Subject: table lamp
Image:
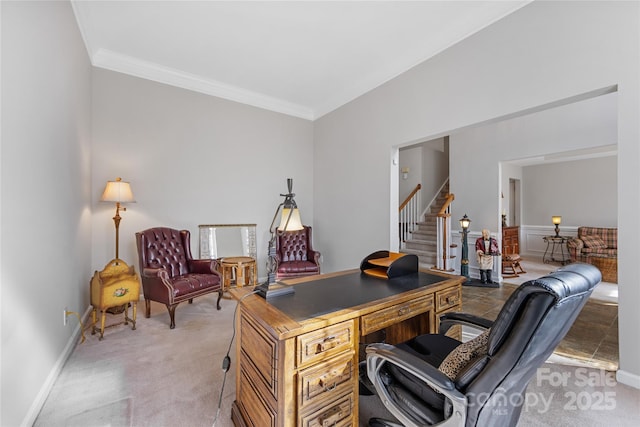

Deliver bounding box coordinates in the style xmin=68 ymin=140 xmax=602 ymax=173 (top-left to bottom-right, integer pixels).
xmin=257 ymin=178 xmax=303 ymax=298
xmin=101 ymin=177 xmax=135 ymax=261
xmin=552 ymin=216 xmax=562 ymax=237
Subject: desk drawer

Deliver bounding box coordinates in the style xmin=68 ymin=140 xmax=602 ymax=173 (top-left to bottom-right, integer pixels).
xmin=360 ymin=294 xmax=434 ymax=336
xmin=300 ymin=392 xmax=353 ymax=427
xmin=297 ymin=321 xmax=355 ymax=368
xmin=298 ymin=353 xmax=354 ymax=410
xmin=436 ymin=286 xmax=461 ymax=312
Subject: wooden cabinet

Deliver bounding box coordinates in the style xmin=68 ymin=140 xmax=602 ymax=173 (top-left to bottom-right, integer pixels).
xmin=502 ymin=226 xmax=520 ymax=256
xmin=502 ymin=226 xmax=526 ymax=278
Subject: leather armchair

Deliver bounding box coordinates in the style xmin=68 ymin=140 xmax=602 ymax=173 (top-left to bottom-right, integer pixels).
xmin=365 ymin=263 xmax=601 ymax=427
xmin=135 ymin=227 xmax=223 ymax=329
xmin=274 ymin=225 xmax=321 ymax=279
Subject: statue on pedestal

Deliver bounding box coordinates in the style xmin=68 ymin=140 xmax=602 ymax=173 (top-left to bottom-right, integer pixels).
xmin=475 ymin=229 xmax=500 ymax=284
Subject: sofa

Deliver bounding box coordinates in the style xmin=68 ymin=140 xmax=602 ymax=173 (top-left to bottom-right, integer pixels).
xmin=567 ymin=226 xmax=617 ymax=262
xmin=567 ymin=226 xmax=617 ymax=282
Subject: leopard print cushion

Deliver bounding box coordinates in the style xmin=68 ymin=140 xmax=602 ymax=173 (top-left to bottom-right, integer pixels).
xmin=439 ymin=329 xmax=490 ymax=380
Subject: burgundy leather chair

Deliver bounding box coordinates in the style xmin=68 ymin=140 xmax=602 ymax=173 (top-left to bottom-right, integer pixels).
xmin=135 ymin=227 xmax=223 ymax=329
xmin=275 ymin=225 xmax=321 ymax=279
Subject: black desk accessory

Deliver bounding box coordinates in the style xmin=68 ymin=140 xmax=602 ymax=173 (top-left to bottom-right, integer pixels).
xmin=360 ymin=250 xmax=419 ymax=278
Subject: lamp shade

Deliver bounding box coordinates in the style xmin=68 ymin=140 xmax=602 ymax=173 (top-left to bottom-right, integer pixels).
xmin=101 ymin=178 xmax=135 ymax=203
xmin=552 ymin=216 xmax=562 ymax=225
xmin=277 ymin=207 xmax=303 ymax=231
xmin=459 ymin=214 xmax=471 ymax=230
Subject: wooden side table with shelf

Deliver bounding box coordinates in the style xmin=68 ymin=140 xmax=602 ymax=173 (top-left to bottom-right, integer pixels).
xmin=219 ymin=256 xmax=257 ymax=290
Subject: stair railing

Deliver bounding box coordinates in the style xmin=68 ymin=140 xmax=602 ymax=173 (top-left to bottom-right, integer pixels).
xmin=433 ymin=193 xmax=455 ymax=271
xmin=399 ymin=184 xmax=421 ymax=250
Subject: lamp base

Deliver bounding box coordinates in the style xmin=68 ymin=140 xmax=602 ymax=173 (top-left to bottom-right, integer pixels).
xmin=255 ymin=281 xmax=295 ymax=298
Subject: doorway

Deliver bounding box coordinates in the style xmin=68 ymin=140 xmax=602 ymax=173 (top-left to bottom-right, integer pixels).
xmin=508 ymin=178 xmax=520 ymax=227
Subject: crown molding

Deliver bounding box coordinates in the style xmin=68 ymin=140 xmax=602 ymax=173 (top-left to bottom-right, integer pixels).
xmin=91 ymin=49 xmax=315 ymax=121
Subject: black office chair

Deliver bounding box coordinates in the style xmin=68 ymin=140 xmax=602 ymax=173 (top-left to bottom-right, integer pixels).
xmin=365 ymin=263 xmax=601 ymax=427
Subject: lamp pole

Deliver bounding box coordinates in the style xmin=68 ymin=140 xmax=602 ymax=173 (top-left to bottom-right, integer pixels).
xmin=460 ymin=214 xmax=471 ymax=283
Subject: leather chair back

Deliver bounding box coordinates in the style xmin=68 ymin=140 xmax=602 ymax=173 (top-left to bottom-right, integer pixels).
xmin=464 ymin=264 xmax=601 ymax=426
xmin=277 ymin=226 xmax=312 ymax=262
xmin=136 ymin=227 xmax=192 ymax=278
xmin=366 ymin=263 xmax=601 ymax=427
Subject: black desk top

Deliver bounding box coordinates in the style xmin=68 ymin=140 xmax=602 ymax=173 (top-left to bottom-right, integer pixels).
xmin=267 ymin=271 xmax=448 ymax=322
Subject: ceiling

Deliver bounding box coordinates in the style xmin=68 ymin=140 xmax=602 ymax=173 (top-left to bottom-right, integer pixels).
xmin=71 ymin=1 xmax=531 ymax=120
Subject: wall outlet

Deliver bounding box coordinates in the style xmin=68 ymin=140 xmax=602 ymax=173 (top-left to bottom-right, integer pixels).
xmin=63 ymin=308 xmax=68 ymax=326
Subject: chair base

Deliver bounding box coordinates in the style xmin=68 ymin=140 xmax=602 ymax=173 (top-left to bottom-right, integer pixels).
xmin=502 ymin=255 xmax=526 ymax=278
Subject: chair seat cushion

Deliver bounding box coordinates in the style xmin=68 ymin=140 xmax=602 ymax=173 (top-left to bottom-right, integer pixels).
xmin=171 ymin=273 xmax=220 ymax=298
xmin=581 ymin=235 xmax=607 ymax=249
xmin=583 ymin=247 xmax=617 ymax=257
xmin=401 ymin=334 xmax=461 ymax=367
xmin=277 ymin=260 xmax=319 ymax=274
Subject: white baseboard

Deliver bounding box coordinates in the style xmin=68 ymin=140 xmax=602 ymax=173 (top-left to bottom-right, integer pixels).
xmin=21 ymin=306 xmax=93 ymax=427
xmin=616 ymin=369 xmax=640 ymax=389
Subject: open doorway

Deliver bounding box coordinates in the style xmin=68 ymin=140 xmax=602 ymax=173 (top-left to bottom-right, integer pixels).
xmin=391 ymin=88 xmax=619 ymax=370
xmin=508 ymin=178 xmax=520 ymax=227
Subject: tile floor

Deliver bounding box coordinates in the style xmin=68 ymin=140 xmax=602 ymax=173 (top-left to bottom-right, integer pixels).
xmin=459 ymin=258 xmax=619 ymax=371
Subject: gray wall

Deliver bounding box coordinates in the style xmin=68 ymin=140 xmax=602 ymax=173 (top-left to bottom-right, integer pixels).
xmin=2 ymin=1 xmax=639 ymax=424
xmin=522 ymin=156 xmax=617 ymax=228
xmin=1 ymin=2 xmax=92 ymax=425
xmin=91 ymin=69 xmax=315 ymax=281
xmin=399 ymin=138 xmax=449 ymax=215
xmin=314 ymin=1 xmax=639 ymax=386
xmin=451 ymin=92 xmax=617 ymax=233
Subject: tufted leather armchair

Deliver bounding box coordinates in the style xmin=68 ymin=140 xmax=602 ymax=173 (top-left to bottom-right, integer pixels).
xmin=274 ymin=225 xmax=321 ymax=279
xmin=135 ymin=227 xmax=223 ymax=329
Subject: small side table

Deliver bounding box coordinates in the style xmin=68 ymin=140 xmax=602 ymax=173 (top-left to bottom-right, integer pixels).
xmin=219 ymin=256 xmax=257 ymax=290
xmin=90 ymin=259 xmax=140 ymax=340
xmin=542 ymin=236 xmax=570 ymax=265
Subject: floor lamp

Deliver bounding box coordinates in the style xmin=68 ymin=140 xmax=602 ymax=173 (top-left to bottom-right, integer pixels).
xmin=460 ymin=214 xmax=471 ymax=283
xmin=101 ymin=177 xmax=136 ymax=263
xmin=256 ymin=178 xmax=303 ymax=298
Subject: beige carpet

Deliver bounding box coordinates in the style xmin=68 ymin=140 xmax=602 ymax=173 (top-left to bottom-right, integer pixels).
xmin=35 ymin=293 xmax=639 ymax=427
xmin=35 ymin=294 xmax=237 ymax=427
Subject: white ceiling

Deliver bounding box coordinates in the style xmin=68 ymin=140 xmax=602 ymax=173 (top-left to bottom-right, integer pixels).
xmin=72 ymin=1 xmax=531 ymax=120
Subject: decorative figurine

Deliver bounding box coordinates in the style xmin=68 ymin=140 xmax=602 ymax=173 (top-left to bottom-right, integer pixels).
xmin=475 ymin=229 xmax=501 ymax=284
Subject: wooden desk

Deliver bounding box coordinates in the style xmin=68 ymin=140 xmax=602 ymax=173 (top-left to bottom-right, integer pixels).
xmin=229 ymin=269 xmax=463 ymax=427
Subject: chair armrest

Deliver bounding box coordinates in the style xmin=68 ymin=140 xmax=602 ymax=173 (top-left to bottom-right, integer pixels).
xmin=309 ymin=250 xmax=321 ymax=265
xmin=566 ymin=238 xmax=583 ymax=260
xmin=566 ymin=238 xmax=583 ymax=250
xmin=188 ymin=259 xmax=217 ymax=274
xmin=438 ymin=312 xmax=493 ymax=335
xmin=366 ymin=343 xmax=467 ymax=426
xmin=142 ymin=267 xmax=170 ymax=281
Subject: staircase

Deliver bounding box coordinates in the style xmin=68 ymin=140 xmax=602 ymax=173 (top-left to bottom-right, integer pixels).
xmin=402 ymin=182 xmax=454 ymax=268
